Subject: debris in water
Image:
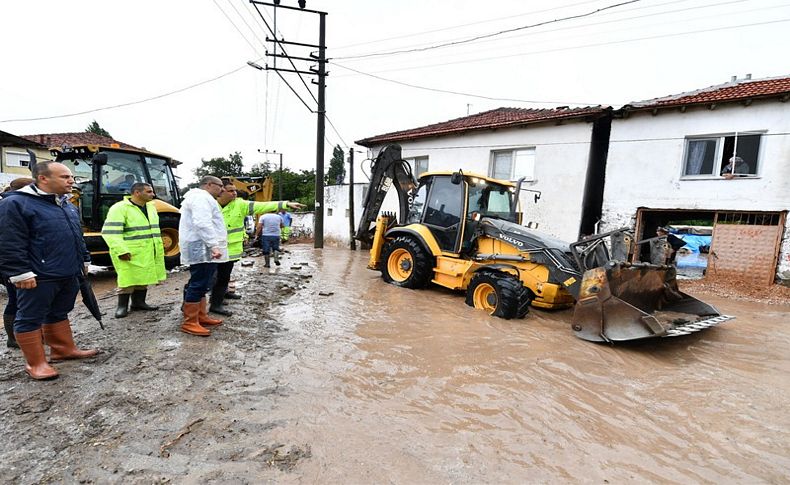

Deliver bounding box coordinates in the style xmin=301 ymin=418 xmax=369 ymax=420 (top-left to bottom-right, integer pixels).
xmin=318 ymin=291 xmax=334 ymax=297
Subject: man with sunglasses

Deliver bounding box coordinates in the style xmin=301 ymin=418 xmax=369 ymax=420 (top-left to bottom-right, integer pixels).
xmin=178 ymin=176 xmax=228 ymax=336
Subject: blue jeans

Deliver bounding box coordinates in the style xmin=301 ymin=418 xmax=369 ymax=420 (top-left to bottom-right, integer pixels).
xmin=14 ymin=277 xmax=80 ymax=333
xmin=3 ymin=281 xmax=17 ymax=317
xmin=260 ymin=235 xmax=280 ymax=254
xmin=185 ymin=263 xmax=218 ymax=302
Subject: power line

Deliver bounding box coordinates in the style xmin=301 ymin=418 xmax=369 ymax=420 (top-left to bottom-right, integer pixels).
xmin=332 ymin=0 xmax=604 ymax=51
xmin=331 ymin=63 xmax=601 ymax=106
xmin=211 ymin=0 xmax=264 ymax=56
xmin=335 ymin=17 xmax=790 ymax=78
xmin=339 ymin=0 xmax=750 ymax=69
xmin=0 ymin=64 xmax=251 ymax=123
xmin=325 ymin=115 xmax=349 ymax=148
xmin=333 ymin=0 xmax=641 ymax=60
xmin=224 ymin=0 xmax=269 ymax=52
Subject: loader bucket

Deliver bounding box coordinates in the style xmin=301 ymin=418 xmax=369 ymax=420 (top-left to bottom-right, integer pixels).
xmin=571 ymin=261 xmax=733 ymax=342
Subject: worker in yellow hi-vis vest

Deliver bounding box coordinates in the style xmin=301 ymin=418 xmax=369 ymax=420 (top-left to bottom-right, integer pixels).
xmin=101 ymin=183 xmax=166 ymax=318
xmin=208 ymin=180 xmax=304 ymax=316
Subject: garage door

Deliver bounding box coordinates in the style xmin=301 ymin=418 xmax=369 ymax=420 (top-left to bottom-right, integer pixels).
xmin=708 ymin=212 xmax=785 ymax=286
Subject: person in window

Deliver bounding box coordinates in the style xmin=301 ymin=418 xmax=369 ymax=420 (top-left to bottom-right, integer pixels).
xmin=116 ymin=174 xmax=137 ymax=192
xmin=720 ymin=156 xmax=750 ymax=179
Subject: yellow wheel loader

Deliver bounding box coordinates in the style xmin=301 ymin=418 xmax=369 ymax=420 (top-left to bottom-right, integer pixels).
xmin=355 ymin=145 xmax=733 ymax=343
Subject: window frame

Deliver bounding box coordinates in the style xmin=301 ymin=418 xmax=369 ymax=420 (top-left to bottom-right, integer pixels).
xmin=5 ymin=151 xmax=30 ymax=168
xmin=405 ymin=156 xmax=429 ymax=178
xmin=489 ymin=147 xmax=536 ymax=182
xmin=680 ymin=131 xmax=765 ymax=180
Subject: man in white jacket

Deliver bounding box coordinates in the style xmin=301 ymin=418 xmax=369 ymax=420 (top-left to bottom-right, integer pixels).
xmin=178 ymin=176 xmax=228 ymax=336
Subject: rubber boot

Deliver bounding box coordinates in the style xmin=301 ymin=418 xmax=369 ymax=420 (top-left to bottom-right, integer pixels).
xmin=181 ymin=302 xmax=210 ymax=336
xmin=4 ymin=314 xmax=18 ymax=349
xmin=15 ymin=329 xmax=59 ymax=380
xmin=42 ymin=320 xmax=99 ymax=361
xmin=198 ymin=298 xmax=223 ymax=326
xmin=274 ymin=251 xmax=281 ymax=266
xmin=115 ymin=294 xmax=130 ymax=318
xmin=130 ymin=289 xmax=158 ymax=311
xmin=208 ymin=291 xmax=233 ymax=316
xmin=264 ymin=254 xmax=271 ymax=268
xmin=224 ymin=292 xmax=242 ymax=300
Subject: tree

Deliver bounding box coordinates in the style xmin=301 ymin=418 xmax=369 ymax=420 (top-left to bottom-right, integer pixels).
xmin=326 ymin=145 xmax=345 ymax=185
xmin=85 ymin=120 xmax=111 ymax=138
xmin=194 ymin=152 xmax=245 ymax=179
xmin=248 ymin=160 xmax=272 ymax=178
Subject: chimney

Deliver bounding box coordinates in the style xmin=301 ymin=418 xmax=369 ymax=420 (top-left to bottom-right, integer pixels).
xmin=745 ymin=73 xmax=752 ymax=80
xmin=730 ymin=75 xmax=737 ymax=82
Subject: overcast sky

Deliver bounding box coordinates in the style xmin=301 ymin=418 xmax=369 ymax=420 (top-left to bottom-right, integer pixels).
xmin=1 ymin=0 xmax=788 ymax=183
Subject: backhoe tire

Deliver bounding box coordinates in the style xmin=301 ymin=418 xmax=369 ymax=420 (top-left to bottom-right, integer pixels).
xmin=465 ymin=271 xmax=531 ymax=320
xmin=381 ymin=236 xmax=433 ymax=289
xmin=159 ymin=214 xmax=181 ymax=269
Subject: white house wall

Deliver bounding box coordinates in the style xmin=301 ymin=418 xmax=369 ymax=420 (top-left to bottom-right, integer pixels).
xmin=359 ymin=121 xmax=595 ymax=243
xmin=602 ymin=99 xmax=790 ymax=279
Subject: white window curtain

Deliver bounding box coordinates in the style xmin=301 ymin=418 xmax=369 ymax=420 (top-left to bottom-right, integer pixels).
xmin=686 ymin=140 xmax=708 ymax=175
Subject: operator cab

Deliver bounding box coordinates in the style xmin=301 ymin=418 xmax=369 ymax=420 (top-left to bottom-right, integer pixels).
xmin=53 ymin=145 xmax=180 ymax=230
xmin=408 ymin=171 xmax=519 ymax=254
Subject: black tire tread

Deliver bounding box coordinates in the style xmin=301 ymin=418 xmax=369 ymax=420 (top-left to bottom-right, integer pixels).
xmin=381 ymin=236 xmax=433 ymax=289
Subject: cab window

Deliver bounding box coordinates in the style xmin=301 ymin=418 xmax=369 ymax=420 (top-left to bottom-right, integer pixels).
xmin=145 ymin=156 xmax=177 ymax=205
xmin=100 ymin=152 xmax=145 ymax=195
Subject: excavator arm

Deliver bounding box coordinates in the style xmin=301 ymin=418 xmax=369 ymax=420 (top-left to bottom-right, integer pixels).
xmin=354 ymin=144 xmax=417 ymax=246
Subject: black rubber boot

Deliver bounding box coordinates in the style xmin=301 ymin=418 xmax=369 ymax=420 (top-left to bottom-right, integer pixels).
xmin=264 ymin=254 xmax=271 ymax=268
xmin=208 ymin=292 xmax=233 ymax=316
xmin=4 ymin=314 xmax=18 ymax=349
xmin=115 ymin=294 xmax=131 ymax=319
xmin=130 ymin=289 xmax=158 ymax=311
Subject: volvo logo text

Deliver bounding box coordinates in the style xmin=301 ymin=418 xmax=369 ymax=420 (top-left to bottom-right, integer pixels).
xmin=499 ymin=233 xmax=524 ymax=247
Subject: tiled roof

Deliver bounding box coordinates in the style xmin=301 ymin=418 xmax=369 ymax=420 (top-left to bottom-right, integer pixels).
xmin=625 ymin=75 xmax=790 ymax=110
xmin=21 ymin=132 xmax=143 ymax=151
xmin=356 ymin=106 xmax=608 ymax=146
xmin=0 ymin=130 xmax=45 ymax=148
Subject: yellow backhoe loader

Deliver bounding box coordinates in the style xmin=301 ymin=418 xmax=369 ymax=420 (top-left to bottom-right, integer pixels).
xmin=355 ymin=145 xmax=733 ymax=343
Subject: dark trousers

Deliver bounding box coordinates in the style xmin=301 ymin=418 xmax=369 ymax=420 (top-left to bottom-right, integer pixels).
xmin=14 ymin=277 xmax=79 ymax=333
xmin=185 ymin=263 xmax=218 ymax=303
xmin=3 ymin=281 xmax=17 ymax=317
xmin=211 ymin=260 xmax=236 ymax=298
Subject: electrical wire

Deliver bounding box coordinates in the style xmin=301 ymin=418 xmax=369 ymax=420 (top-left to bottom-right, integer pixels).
xmin=338 ymin=0 xmax=751 ymax=70
xmin=333 ymin=0 xmax=641 ymax=60
xmin=211 ymin=0 xmax=264 ymax=56
xmin=332 ymin=0 xmax=605 ymax=51
xmin=331 ymin=63 xmax=601 ymax=106
xmin=0 ymin=63 xmax=252 ymax=123
xmin=335 ymin=17 xmax=790 ymax=77
xmin=224 ymin=0 xmax=269 ymax=52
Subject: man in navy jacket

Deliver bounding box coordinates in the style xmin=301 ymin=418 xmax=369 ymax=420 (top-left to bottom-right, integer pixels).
xmin=0 ymin=161 xmax=98 ymax=380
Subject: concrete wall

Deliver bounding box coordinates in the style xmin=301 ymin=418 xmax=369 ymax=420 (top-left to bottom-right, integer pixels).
xmin=603 ymin=99 xmax=790 ymax=280
xmin=361 ymin=120 xmax=596 ymax=243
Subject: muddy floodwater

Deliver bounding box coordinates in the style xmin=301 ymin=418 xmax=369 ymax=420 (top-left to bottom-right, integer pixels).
xmin=1 ymin=244 xmax=789 ymax=483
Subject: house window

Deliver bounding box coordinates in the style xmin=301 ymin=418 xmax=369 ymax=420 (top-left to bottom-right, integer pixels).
xmin=5 ymin=151 xmax=30 ymax=167
xmin=490 ymin=148 xmax=535 ymax=181
xmin=405 ymin=156 xmax=429 ymax=178
xmin=683 ymin=133 xmax=761 ymax=177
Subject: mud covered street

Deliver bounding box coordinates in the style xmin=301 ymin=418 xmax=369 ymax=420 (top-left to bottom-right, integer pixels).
xmin=1 ymin=244 xmax=789 ymax=483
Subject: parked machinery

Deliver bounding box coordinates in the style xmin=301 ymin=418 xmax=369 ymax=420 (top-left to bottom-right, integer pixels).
xmin=356 ymin=145 xmax=733 ymax=343
xmin=46 ymin=144 xmax=183 ymax=268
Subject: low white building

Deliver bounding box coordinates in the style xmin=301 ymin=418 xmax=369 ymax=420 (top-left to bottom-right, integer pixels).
xmin=327 ymin=106 xmax=612 ymax=244
xmin=602 ymin=75 xmax=790 ymax=285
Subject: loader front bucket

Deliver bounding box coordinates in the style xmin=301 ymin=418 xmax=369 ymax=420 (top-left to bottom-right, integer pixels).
xmin=571 ymin=261 xmax=733 ymax=342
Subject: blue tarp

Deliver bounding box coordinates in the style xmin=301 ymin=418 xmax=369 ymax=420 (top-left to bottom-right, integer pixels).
xmin=674 ymin=234 xmax=711 ymax=253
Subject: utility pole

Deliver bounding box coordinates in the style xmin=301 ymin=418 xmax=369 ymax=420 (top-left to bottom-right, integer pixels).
xmin=312 ymin=11 xmax=327 ymax=248
xmin=248 ymin=0 xmax=328 ymax=248
xmin=348 ymin=149 xmax=356 ymax=250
